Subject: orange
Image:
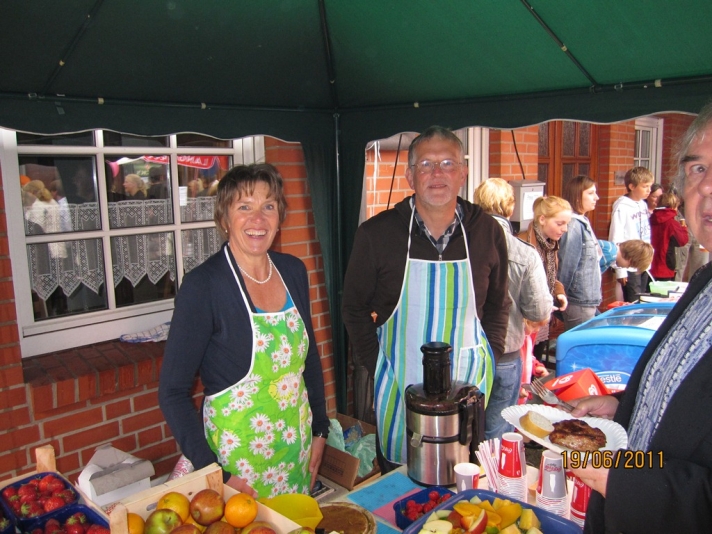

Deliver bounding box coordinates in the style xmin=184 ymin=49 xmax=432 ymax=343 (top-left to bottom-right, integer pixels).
xmin=127 ymin=513 xmax=145 ymax=534
xmin=223 ymin=493 xmax=258 ymax=528
xmin=157 ymin=491 xmax=191 ymax=522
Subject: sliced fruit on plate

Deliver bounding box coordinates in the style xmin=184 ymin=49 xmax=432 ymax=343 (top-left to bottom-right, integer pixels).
xmin=417 ymin=519 xmax=454 ymax=534
xmin=461 ymin=510 xmax=487 ymax=534
xmin=453 ymin=501 xmax=480 ymax=517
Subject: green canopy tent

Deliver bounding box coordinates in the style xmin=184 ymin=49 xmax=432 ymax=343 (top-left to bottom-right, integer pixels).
xmin=2 ymin=0 xmax=712 ymax=410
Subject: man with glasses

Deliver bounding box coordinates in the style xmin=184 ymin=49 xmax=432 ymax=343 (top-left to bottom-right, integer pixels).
xmin=342 ymin=126 xmax=510 ymax=471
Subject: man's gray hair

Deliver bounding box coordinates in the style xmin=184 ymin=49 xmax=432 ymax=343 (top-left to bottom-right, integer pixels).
xmin=408 ymin=126 xmax=464 ymax=167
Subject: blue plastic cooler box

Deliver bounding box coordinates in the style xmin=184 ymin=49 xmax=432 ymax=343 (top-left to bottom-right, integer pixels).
xmin=555 ymin=302 xmax=675 ymax=392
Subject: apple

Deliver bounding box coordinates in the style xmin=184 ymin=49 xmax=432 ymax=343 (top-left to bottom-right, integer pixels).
xmin=460 ymin=509 xmax=487 ymax=534
xmin=240 ymin=521 xmax=276 ymax=534
xmin=417 ymin=519 xmax=452 ymax=534
xmin=189 ymin=489 xmax=225 ymax=526
xmin=204 ymin=521 xmax=235 ymax=534
xmin=446 ymin=510 xmax=463 ymax=528
xmin=170 ymin=525 xmax=202 ymax=534
xmin=287 ymin=529 xmax=315 ymax=534
xmin=144 ymin=509 xmax=182 ymax=534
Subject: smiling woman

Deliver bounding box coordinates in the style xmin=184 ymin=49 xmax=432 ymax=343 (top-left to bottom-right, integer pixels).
xmin=159 ymin=163 xmax=330 ymax=500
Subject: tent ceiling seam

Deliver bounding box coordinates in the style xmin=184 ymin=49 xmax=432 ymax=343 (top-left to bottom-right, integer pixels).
xmin=519 ymin=0 xmax=598 ymax=87
xmin=40 ymin=0 xmax=107 ymax=96
xmin=318 ymin=0 xmax=340 ymax=111
xmin=3 ymin=74 xmax=711 ymax=117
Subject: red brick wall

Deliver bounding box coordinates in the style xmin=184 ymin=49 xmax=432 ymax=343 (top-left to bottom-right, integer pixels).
xmin=657 ymin=112 xmax=696 ymax=184
xmin=489 ymin=126 xmax=540 ymax=181
xmin=0 ymin=138 xmax=336 ymax=483
xmin=364 ymin=147 xmax=411 ymax=218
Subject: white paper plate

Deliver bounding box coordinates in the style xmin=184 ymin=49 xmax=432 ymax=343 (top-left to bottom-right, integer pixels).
xmin=501 ymin=404 xmax=628 ymax=454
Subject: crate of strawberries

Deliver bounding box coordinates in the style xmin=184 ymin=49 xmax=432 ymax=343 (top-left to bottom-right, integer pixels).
xmin=393 ymin=486 xmax=455 ymax=530
xmin=23 ymin=504 xmax=109 ymax=534
xmin=0 ymin=472 xmax=80 ymax=530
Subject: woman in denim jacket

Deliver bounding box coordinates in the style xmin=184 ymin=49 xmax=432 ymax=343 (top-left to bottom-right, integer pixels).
xmin=558 ymin=175 xmax=602 ymax=330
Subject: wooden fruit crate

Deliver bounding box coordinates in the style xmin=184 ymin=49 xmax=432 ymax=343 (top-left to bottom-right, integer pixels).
xmin=109 ymin=464 xmax=300 ymax=534
xmin=0 ymin=445 xmax=58 ymax=487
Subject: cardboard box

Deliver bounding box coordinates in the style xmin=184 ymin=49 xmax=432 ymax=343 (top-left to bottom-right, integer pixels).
xmin=77 ymin=445 xmax=154 ymax=508
xmin=109 ymin=464 xmax=299 ymax=534
xmin=545 ymin=368 xmax=610 ymax=402
xmin=318 ymin=413 xmax=380 ymax=490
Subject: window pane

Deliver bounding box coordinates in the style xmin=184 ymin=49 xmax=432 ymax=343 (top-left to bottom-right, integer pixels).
xmin=562 ymin=122 xmax=575 ymax=157
xmin=538 ymin=163 xmax=549 ymax=182
xmin=177 ymin=133 xmax=231 ymax=148
xmin=563 ymin=163 xmax=575 ymax=183
xmin=19 ymin=156 xmax=100 ymax=234
xmin=538 ymin=123 xmax=549 ymax=157
xmin=106 ymin=157 xmax=173 ymax=228
xmin=637 ymin=130 xmax=651 ymax=159
xmin=111 ymin=232 xmax=176 ymax=306
xmin=178 ymin=155 xmax=232 ymax=222
xmin=28 ymin=238 xmax=107 ymax=320
xmin=102 ymin=131 xmax=169 ymax=147
xmin=579 ymin=163 xmax=590 ymax=177
xmin=578 ymin=123 xmax=590 ymax=157
xmin=182 ymin=228 xmax=223 ymax=274
xmin=17 ymin=132 xmax=95 ymax=146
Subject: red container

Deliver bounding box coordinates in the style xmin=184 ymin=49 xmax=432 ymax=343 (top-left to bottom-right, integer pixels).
xmin=392 ymin=486 xmax=455 ymax=530
xmin=569 ymin=474 xmax=592 ymax=527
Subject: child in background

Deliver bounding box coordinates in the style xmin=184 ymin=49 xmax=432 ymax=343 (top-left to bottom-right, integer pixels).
xmin=598 ymin=239 xmax=653 ymax=275
xmin=650 ymin=191 xmax=689 ymax=281
xmin=519 ymin=318 xmax=550 ymax=404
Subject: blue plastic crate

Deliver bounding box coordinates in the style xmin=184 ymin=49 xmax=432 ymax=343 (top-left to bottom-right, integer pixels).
xmin=0 ymin=472 xmax=79 ymax=531
xmin=392 ymin=486 xmax=455 ymax=530
xmin=401 ymin=489 xmax=581 ymax=534
xmin=0 ymin=496 xmax=14 ymax=534
xmin=21 ymin=504 xmax=108 ymax=534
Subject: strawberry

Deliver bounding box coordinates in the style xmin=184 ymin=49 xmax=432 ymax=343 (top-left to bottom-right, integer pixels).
xmin=21 ymin=501 xmax=44 ymax=518
xmin=47 ymin=478 xmax=66 ymax=494
xmin=65 ymin=524 xmax=84 ymax=534
xmin=30 ymin=528 xmax=43 ymax=534
xmin=20 ymin=492 xmax=38 ymax=504
xmin=28 ymin=479 xmax=41 ymax=488
xmin=43 ymin=496 xmax=66 ymax=513
xmin=56 ymin=489 xmax=76 ymax=504
xmin=1 ymin=486 xmax=17 ymax=499
xmin=18 ymin=484 xmax=38 ymax=499
xmin=44 ymin=518 xmax=62 ymax=534
xmin=38 ymin=475 xmax=58 ymax=493
xmin=87 ymin=526 xmax=109 ymax=534
xmin=66 ymin=512 xmax=87 ymax=525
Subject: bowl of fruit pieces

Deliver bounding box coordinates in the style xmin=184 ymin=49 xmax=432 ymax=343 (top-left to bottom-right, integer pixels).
xmin=401 ymin=489 xmax=582 ymax=534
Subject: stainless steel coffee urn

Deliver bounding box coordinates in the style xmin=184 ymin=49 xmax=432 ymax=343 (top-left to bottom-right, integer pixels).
xmin=405 ymin=341 xmax=485 ymax=486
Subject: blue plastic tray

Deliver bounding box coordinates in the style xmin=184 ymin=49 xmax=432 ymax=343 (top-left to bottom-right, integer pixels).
xmin=401 ymin=489 xmax=582 ymax=534
xmin=392 ymin=486 xmax=455 ymax=530
xmin=0 ymin=472 xmax=79 ymax=531
xmin=21 ymin=504 xmax=107 ymax=534
xmin=0 ymin=496 xmax=14 ymax=534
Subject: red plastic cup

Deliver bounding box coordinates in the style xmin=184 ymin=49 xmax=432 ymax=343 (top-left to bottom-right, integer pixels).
xmin=499 ymin=432 xmax=525 ymax=478
xmin=570 ymin=474 xmax=593 ymax=526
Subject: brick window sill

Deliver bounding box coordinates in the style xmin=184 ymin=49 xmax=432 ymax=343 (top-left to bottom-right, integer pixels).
xmin=22 ymin=340 xmax=165 ymax=413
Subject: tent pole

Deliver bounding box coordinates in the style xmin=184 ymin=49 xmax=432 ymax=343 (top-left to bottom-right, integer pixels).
xmin=333 ymin=111 xmax=347 ymax=413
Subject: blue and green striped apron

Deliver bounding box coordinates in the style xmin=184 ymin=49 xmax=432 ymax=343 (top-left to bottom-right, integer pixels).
xmin=375 ymin=207 xmax=494 ymax=464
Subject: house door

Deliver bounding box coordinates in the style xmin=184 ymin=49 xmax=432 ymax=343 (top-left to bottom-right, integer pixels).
xmin=538 ymin=120 xmax=599 ymax=227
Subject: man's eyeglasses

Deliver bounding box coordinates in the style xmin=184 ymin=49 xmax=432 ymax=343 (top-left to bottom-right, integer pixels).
xmin=411 ymin=159 xmax=462 ymax=174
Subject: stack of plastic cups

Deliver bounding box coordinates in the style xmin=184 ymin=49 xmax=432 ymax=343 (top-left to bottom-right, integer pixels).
xmin=497 ymin=432 xmax=527 ymax=502
xmin=535 ymin=451 xmax=569 ymax=518
xmin=569 ymin=474 xmax=593 ymax=527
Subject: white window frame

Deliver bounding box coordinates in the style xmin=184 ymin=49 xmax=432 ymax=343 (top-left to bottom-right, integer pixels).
xmin=634 ymin=117 xmax=664 ymax=180
xmin=1 ymin=129 xmax=264 ymax=357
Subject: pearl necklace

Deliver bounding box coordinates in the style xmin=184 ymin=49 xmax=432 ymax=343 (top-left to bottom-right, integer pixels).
xmin=238 ymin=255 xmax=273 ymax=285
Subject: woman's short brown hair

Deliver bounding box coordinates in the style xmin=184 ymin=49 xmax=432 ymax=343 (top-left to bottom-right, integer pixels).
xmin=214 ymin=163 xmax=287 ymax=242
xmin=562 ymin=175 xmax=596 ymax=214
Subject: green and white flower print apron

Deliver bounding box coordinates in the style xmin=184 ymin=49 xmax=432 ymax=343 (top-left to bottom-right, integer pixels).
xmin=202 ymin=248 xmax=313 ymax=498
xmin=375 ymin=207 xmax=495 ymax=464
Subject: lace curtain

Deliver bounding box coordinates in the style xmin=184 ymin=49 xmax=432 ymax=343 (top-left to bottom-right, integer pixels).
xmin=27 ymin=239 xmax=105 ymax=301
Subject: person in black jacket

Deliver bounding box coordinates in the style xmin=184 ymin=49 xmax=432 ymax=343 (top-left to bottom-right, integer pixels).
xmin=571 ymin=101 xmax=712 ymax=533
